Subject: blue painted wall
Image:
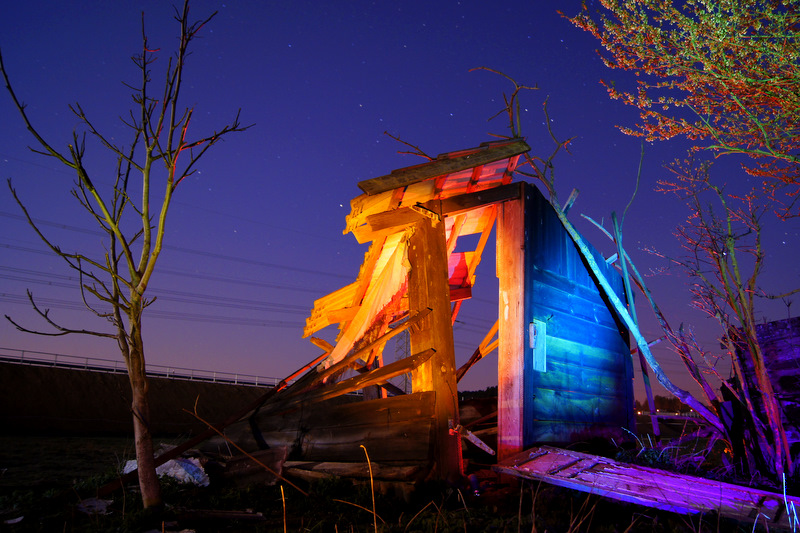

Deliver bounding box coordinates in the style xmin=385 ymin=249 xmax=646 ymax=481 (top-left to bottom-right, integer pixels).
xmin=521 ymin=184 xmax=635 ymax=445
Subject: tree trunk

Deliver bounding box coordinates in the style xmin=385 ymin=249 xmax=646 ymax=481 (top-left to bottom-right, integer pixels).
xmin=127 ymin=322 xmax=162 ymax=509
xmin=131 ymin=374 xmax=162 ymax=508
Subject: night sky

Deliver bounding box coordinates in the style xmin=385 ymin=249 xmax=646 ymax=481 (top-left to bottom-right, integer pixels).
xmin=2 ymin=1 xmax=798 ymax=399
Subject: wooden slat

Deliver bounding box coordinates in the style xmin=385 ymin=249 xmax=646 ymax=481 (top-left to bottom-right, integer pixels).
xmin=495 ymin=446 xmax=800 ymax=529
xmin=357 ymin=139 xmax=530 ymax=195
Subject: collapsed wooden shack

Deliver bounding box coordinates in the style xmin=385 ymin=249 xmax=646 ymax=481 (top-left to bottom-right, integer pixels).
xmin=734 ymin=316 xmax=800 ymax=447
xmin=200 ymin=138 xmax=636 ymax=484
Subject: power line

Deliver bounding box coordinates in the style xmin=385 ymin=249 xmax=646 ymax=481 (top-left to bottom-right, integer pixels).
xmin=0 ymin=265 xmax=310 ymax=314
xmin=0 ymin=245 xmax=331 ymax=295
xmin=0 ymin=293 xmax=305 ymax=328
xmin=0 ymin=211 xmax=352 ymax=280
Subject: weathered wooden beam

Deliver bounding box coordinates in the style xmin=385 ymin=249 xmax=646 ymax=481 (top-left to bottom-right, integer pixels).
xmin=251 ymin=394 xmax=436 ymax=464
xmin=366 ymin=207 xmax=426 ymax=234
xmin=424 ymin=182 xmax=522 ymax=217
xmin=357 ymin=139 xmax=530 ymax=195
xmin=407 ymin=214 xmax=462 ymax=483
xmin=353 ymin=361 xmax=406 ymax=396
xmin=352 ymin=182 xmax=516 ymax=245
xmin=497 ymin=192 xmax=525 ymax=461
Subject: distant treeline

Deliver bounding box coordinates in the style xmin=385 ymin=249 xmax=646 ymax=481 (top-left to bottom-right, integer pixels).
xmin=635 ymin=395 xmax=691 ymax=413
xmin=459 ymin=386 xmax=497 ymax=401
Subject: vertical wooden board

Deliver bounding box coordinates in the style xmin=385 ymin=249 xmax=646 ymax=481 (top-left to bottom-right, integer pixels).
xmin=521 ymin=184 xmax=634 ymax=446
xmin=497 ymin=187 xmax=525 ymax=460
xmin=407 ymin=216 xmax=462 ymax=482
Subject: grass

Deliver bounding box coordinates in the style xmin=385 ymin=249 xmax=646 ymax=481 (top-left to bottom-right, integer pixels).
xmin=0 ymin=434 xmax=769 ymax=532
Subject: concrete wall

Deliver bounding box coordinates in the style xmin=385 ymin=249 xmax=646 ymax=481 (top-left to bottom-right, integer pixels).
xmin=0 ymin=362 xmax=270 ymax=436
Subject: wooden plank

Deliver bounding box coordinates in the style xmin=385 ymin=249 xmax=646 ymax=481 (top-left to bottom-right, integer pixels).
xmin=304 ymin=282 xmax=359 ymax=337
xmin=525 ymin=388 xmax=631 ymax=422
xmin=207 ymin=392 xmax=436 ymax=458
xmin=357 ymin=139 xmax=530 ymax=195
xmin=495 ymin=446 xmax=800 ymax=529
xmin=456 ymin=321 xmax=499 ymax=383
xmin=497 ymin=189 xmax=525 ymax=460
xmin=352 ymin=361 xmax=406 ymax=397
xmin=257 ymin=391 xmax=434 ymax=431
xmin=366 ymin=207 xmax=425 ymax=234
xmin=423 ymin=182 xmax=522 ymax=218
xmin=284 ymin=461 xmax=423 ymax=481
xmin=290 ymin=348 xmax=435 ymax=406
xmin=532 ymin=336 xmax=632 ymax=376
xmin=352 ymin=168 xmax=516 ymax=244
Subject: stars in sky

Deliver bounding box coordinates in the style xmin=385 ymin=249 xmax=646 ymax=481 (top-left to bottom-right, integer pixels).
xmin=0 ymin=0 xmax=796 ymax=397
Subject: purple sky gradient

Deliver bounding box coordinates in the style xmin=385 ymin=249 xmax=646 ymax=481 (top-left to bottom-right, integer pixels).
xmin=1 ymin=1 xmax=797 ymax=399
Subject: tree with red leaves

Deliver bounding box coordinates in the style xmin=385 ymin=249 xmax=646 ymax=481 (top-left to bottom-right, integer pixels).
xmin=569 ymin=0 xmax=800 ymax=216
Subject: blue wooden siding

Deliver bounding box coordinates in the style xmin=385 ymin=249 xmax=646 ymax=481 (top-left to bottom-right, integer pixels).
xmin=521 ymin=184 xmax=634 ymax=445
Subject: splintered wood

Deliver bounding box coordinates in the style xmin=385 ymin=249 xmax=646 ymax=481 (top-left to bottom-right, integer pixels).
xmin=295 ymin=139 xmax=529 ymax=481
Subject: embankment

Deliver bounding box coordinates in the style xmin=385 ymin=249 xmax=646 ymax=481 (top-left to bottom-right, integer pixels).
xmin=0 ymin=362 xmax=270 ymax=436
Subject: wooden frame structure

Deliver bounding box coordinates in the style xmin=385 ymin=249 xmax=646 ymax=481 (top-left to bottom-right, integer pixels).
xmin=301 ymin=139 xmax=529 ymax=482
xmin=201 ymin=138 xmax=635 ymax=484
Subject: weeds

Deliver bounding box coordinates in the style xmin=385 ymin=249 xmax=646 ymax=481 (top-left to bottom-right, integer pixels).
xmin=0 ymin=434 xmax=763 ymax=532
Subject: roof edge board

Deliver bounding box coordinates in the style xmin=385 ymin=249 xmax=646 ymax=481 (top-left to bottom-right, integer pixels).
xmin=357 ymin=138 xmax=531 ymax=196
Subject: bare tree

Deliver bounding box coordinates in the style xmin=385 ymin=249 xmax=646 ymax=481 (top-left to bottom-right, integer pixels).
xmin=656 ymin=158 xmax=793 ymax=480
xmin=1 ymin=1 xmax=249 ymax=508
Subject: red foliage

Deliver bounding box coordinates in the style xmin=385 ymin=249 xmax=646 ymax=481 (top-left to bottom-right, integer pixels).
xmin=567 ymin=0 xmax=800 ymax=215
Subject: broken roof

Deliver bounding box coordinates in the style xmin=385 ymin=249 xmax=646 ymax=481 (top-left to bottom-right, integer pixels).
xmin=305 ymin=138 xmax=530 ymax=367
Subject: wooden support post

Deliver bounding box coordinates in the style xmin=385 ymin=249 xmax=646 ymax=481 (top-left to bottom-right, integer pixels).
xmin=407 ymin=214 xmax=462 ymax=483
xmin=496 ymin=190 xmax=525 ymax=461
